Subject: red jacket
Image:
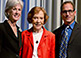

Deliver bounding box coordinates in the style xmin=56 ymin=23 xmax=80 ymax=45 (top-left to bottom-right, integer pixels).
xmin=19 ymin=27 xmax=55 ymax=58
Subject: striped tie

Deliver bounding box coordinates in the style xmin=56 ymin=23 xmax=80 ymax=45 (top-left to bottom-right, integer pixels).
xmin=59 ymin=26 xmax=69 ymax=58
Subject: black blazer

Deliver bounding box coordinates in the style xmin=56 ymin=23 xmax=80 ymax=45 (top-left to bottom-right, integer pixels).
xmin=53 ymin=22 xmax=81 ymax=58
xmin=0 ymin=20 xmax=22 ymax=58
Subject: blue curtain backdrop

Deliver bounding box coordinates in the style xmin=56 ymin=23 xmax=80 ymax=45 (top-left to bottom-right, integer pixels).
xmin=0 ymin=0 xmax=76 ymax=31
xmin=21 ymin=0 xmax=29 ymax=31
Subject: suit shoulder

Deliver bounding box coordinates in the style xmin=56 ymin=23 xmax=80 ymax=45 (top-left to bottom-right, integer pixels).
xmin=22 ymin=30 xmax=28 ymax=34
xmin=47 ymin=30 xmax=55 ymax=36
xmin=22 ymin=29 xmax=32 ymax=34
xmin=0 ymin=23 xmax=4 ymax=29
xmin=53 ymin=27 xmax=61 ymax=33
xmin=0 ymin=23 xmax=3 ymax=26
xmin=74 ymin=23 xmax=81 ymax=29
xmin=52 ymin=25 xmax=64 ymax=35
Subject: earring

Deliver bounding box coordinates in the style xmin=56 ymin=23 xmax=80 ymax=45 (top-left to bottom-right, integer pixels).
xmin=6 ymin=13 xmax=10 ymax=18
xmin=8 ymin=13 xmax=9 ymax=16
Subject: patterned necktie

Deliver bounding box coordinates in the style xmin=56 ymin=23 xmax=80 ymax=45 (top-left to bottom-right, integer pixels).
xmin=59 ymin=26 xmax=69 ymax=58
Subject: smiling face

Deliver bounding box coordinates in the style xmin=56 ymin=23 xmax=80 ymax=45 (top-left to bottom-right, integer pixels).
xmin=8 ymin=4 xmax=22 ymax=22
xmin=32 ymin=11 xmax=44 ymax=32
xmin=61 ymin=3 xmax=76 ymax=25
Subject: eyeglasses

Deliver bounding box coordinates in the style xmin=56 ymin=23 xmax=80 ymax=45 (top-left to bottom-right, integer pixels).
xmin=62 ymin=10 xmax=74 ymax=14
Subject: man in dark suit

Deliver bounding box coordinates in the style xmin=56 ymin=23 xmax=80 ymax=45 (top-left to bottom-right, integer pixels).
xmin=53 ymin=1 xmax=81 ymax=58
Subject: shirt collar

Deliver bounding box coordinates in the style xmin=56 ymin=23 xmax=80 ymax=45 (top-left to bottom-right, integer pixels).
xmin=64 ymin=21 xmax=75 ymax=30
xmin=69 ymin=21 xmax=75 ymax=29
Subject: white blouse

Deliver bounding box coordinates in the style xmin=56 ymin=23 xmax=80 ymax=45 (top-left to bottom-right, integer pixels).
xmin=32 ymin=31 xmax=43 ymax=58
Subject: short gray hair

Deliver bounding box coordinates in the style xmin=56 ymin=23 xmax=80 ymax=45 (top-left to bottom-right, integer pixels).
xmin=5 ymin=0 xmax=24 ymax=18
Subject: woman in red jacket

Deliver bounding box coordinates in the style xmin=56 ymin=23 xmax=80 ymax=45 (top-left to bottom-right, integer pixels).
xmin=20 ymin=6 xmax=55 ymax=58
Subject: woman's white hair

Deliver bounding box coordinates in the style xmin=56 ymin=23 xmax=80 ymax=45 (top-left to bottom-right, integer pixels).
xmin=5 ymin=0 xmax=24 ymax=18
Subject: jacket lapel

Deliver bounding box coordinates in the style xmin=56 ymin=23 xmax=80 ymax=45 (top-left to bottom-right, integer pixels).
xmin=38 ymin=27 xmax=48 ymax=47
xmin=38 ymin=32 xmax=47 ymax=47
xmin=18 ymin=28 xmax=22 ymax=48
xmin=27 ymin=29 xmax=34 ymax=48
xmin=4 ymin=20 xmax=18 ymax=39
xmin=69 ymin=23 xmax=80 ymax=44
xmin=58 ymin=25 xmax=65 ymax=45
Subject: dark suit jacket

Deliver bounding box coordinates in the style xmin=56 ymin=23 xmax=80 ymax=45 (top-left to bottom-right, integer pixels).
xmin=0 ymin=20 xmax=22 ymax=58
xmin=53 ymin=22 xmax=81 ymax=58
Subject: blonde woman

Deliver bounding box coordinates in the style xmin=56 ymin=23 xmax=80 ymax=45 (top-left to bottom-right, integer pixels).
xmin=0 ymin=0 xmax=23 ymax=58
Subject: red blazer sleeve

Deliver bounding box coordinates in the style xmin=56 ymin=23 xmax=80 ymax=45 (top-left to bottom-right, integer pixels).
xmin=50 ymin=34 xmax=55 ymax=58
